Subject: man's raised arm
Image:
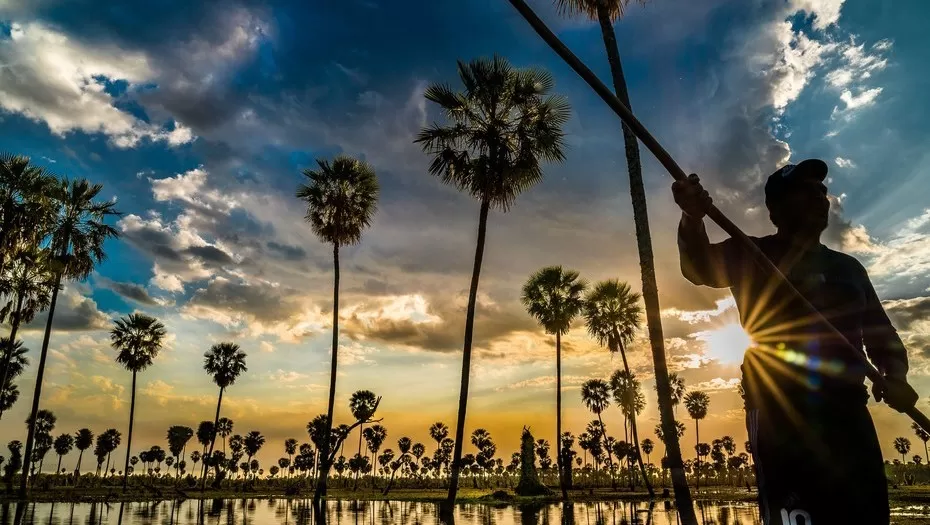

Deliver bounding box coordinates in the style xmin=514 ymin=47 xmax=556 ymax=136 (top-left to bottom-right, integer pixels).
xmin=673 ymin=174 xmax=732 ymax=288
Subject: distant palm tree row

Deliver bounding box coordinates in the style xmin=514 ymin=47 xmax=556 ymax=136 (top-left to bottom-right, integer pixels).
xmin=2 ymin=407 xmax=759 ymax=493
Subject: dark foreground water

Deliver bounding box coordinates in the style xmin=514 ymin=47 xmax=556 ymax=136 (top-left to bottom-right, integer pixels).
xmin=0 ymin=500 xmax=928 ymax=525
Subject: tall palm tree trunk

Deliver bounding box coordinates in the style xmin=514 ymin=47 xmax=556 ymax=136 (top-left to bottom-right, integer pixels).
xmin=694 ymin=420 xmax=700 ymax=490
xmin=57 ymin=455 xmax=63 ymax=474
xmin=76 ymin=449 xmax=84 ymax=475
xmin=315 ymin=243 xmax=341 ymax=504
xmin=556 ymin=331 xmax=567 ymax=500
xmin=19 ymin=267 xmax=64 ymax=497
xmin=0 ymin=292 xmax=24 ymax=419
xmin=445 ymin=199 xmax=490 ymax=509
xmin=122 ymin=370 xmax=138 ymax=491
xmin=594 ymin=5 xmax=695 ymax=522
xmin=924 ymin=441 xmax=928 ymax=465
xmin=629 ymin=412 xmax=653 ymax=496
xmin=201 ymin=386 xmax=224 ymax=490
xmin=354 ymin=423 xmax=365 ymax=490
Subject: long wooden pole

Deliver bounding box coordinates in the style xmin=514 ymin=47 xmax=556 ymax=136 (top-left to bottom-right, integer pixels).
xmin=502 ymin=0 xmax=930 ymax=437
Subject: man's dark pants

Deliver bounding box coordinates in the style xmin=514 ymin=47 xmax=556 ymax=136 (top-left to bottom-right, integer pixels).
xmin=747 ymin=397 xmax=889 ymax=524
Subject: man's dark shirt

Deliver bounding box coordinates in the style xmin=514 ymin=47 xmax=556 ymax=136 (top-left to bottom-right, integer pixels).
xmin=678 ymin=222 xmax=908 ymax=414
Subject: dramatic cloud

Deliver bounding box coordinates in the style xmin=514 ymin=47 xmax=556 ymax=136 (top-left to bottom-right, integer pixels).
xmin=26 ymin=286 xmax=110 ymax=332
xmin=884 ymin=296 xmax=930 ymax=332
xmin=0 ymin=22 xmax=193 ymax=148
xmin=97 ymin=276 xmax=165 ymax=306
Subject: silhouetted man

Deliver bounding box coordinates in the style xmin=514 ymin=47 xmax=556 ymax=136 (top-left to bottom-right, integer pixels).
xmin=672 ymin=159 xmax=919 ymax=524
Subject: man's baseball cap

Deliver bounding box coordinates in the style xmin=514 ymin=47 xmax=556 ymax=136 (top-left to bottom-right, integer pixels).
xmin=764 ymin=158 xmax=829 ymax=209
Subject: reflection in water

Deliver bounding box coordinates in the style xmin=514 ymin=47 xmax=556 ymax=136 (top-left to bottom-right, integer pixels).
xmin=1 ymin=499 xmax=772 ymax=525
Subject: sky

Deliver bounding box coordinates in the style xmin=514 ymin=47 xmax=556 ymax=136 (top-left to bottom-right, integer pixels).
xmin=1 ymin=0 xmax=930 ymax=473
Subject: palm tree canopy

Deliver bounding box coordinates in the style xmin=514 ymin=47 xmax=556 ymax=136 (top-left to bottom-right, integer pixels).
xmin=349 ymin=389 xmax=378 ymax=422
xmin=217 ymin=417 xmax=234 ymax=437
xmin=244 ymin=431 xmax=266 ymax=457
xmin=415 ymin=55 xmax=570 ymax=211
xmin=429 ymin=422 xmax=449 ymax=443
xmin=610 ymin=369 xmax=645 ymax=417
xmin=74 ymin=428 xmax=94 ymax=451
xmin=894 ymin=437 xmax=911 ymax=455
xmin=913 ymin=422 xmax=930 ymax=443
xmin=554 ymin=0 xmax=645 ymax=22
xmin=53 ymin=433 xmax=74 ymax=456
xmin=521 ymin=266 xmax=587 ymax=335
xmin=111 ymin=313 xmax=166 ymax=373
xmin=580 ymin=379 xmax=611 ymax=415
xmin=284 ymin=438 xmax=298 ymax=455
xmin=0 ymin=338 xmax=29 ymax=379
xmin=26 ymin=408 xmax=56 ymax=435
xmin=203 ymin=342 xmax=248 ymax=388
xmin=0 ymin=154 xmax=55 ymax=253
xmin=196 ymin=421 xmax=215 ymax=446
xmin=0 ymin=246 xmax=54 ymax=324
xmin=363 ymin=425 xmax=387 ymax=454
xmin=583 ymin=280 xmax=642 ymax=354
xmin=47 ymin=177 xmax=120 ymax=279
xmin=167 ymin=426 xmax=194 ymax=457
xmin=684 ymin=391 xmax=710 ymax=420
xmin=667 ymin=373 xmax=686 ymax=406
xmin=295 ymin=155 xmax=379 ymax=247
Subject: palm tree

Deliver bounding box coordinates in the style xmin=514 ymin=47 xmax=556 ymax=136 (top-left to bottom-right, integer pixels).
xmin=216 ymin=417 xmax=233 ymax=454
xmin=641 ymin=438 xmax=654 ymax=465
xmin=364 ymin=425 xmax=387 ymax=469
xmin=416 ymin=56 xmax=569 ymax=507
xmin=583 ymin=280 xmax=641 ymax=371
xmin=20 ymin=178 xmax=119 ymax=495
xmin=244 ymin=431 xmax=265 ymax=478
xmin=167 ymin=426 xmax=194 ymax=478
xmin=683 ymin=391 xmax=709 ymax=488
xmin=610 ymin=369 xmax=651 ymax=494
xmin=110 ymin=313 xmax=166 ymax=489
xmin=284 ymin=438 xmax=298 ymax=476
xmin=52 ymin=433 xmax=73 ymax=474
xmin=0 ymin=155 xmax=55 ymax=277
xmin=0 ymin=246 xmax=52 ymax=419
xmin=894 ymin=437 xmax=912 ymax=464
xmin=913 ymin=422 xmax=930 ymax=464
xmin=0 ymin=338 xmax=29 ymax=415
xmin=429 ymin=422 xmax=449 ymax=455
xmin=551 ymin=0 xmax=694 ymax=519
xmin=296 ymin=155 xmax=379 ymax=502
xmin=195 ymin=420 xmax=214 ymax=477
xmin=201 ymin=342 xmax=247 ymax=488
xmin=73 ymin=429 xmax=93 ymax=475
xmin=580 ymin=379 xmax=614 ymax=468
xmin=521 ymin=265 xmax=586 ymax=499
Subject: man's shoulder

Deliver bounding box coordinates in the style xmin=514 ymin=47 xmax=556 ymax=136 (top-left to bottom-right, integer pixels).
xmin=820 ymin=245 xmax=868 ymax=273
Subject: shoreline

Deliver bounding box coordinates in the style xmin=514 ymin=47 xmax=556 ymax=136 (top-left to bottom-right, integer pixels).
xmin=2 ymin=486 xmax=929 ymax=506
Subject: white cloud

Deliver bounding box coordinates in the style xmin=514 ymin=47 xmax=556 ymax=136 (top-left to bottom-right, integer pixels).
xmin=150 ymin=168 xmax=238 ymax=215
xmin=0 ymin=22 xmax=194 ymax=148
xmin=833 ymin=87 xmax=883 ymax=115
xmin=690 ymin=377 xmax=742 ymax=392
xmin=769 ymin=24 xmax=838 ymax=112
xmin=260 ymin=341 xmax=274 ymax=353
xmin=790 ymin=0 xmax=845 ymax=30
xmin=834 ymin=157 xmax=856 ymax=168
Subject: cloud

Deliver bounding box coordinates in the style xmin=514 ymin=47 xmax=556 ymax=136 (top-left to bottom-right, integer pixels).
xmin=790 ymin=0 xmax=845 ymax=30
xmin=834 ymin=87 xmax=883 ymax=114
xmin=0 ymin=22 xmax=193 ymax=148
xmin=834 ymin=157 xmax=856 ymax=168
xmin=150 ymin=168 xmax=238 ymax=217
xmin=97 ymin=276 xmax=166 ymax=306
xmin=690 ymin=377 xmax=741 ymax=392
xmin=26 ymin=286 xmax=110 ymax=332
xmin=883 ymin=297 xmax=930 ymax=332
xmin=181 ymin=276 xmax=327 ymax=342
xmin=858 ymin=209 xmax=930 ymax=294
xmin=769 ymin=25 xmax=838 ymax=113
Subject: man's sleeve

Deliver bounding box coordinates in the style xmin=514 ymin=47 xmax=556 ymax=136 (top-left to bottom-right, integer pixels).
xmin=859 ymin=263 xmax=908 ymax=379
xmin=677 ymin=219 xmax=739 ymax=289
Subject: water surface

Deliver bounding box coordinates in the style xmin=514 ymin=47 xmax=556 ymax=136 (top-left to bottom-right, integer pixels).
xmin=0 ymin=499 xmax=926 ymax=524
